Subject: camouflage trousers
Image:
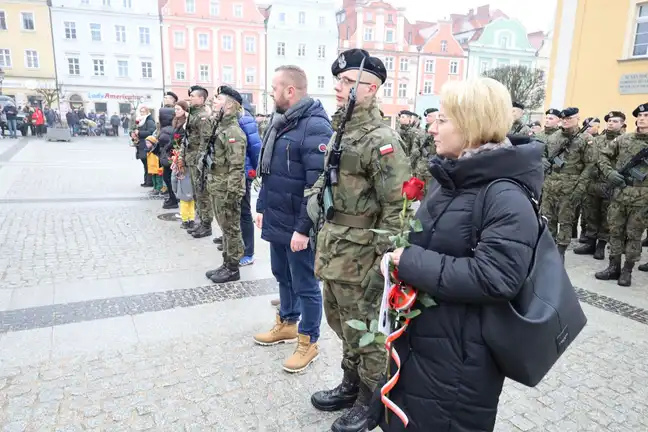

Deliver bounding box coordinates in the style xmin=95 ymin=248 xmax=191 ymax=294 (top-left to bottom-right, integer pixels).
xmin=209 ymin=189 xmax=244 ymax=267
xmin=188 ymin=165 xmax=213 ymax=226
xmin=323 ymin=280 xmax=387 ymax=390
xmin=541 ymin=177 xmax=580 ymax=246
xmin=582 ymin=182 xmax=610 ymax=242
xmin=607 ymin=195 xmax=648 ymax=263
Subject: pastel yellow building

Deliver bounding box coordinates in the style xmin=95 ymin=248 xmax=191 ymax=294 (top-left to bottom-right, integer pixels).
xmin=0 ymin=0 xmax=56 ymax=106
xmin=546 ymin=0 xmax=648 ymax=123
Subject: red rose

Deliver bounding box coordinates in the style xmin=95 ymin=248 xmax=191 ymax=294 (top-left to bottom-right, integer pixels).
xmin=248 ymin=169 xmax=257 ymax=179
xmin=174 ymin=133 xmax=181 ymax=140
xmin=135 ymin=120 xmax=140 ymax=125
xmin=402 ymin=177 xmax=425 ymax=201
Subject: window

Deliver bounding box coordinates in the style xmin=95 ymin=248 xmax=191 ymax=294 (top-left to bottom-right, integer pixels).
xmin=387 ymin=14 xmax=393 ymax=23
xmin=64 ymin=22 xmax=76 ymax=39
xmin=423 ymin=80 xmax=433 ymax=94
xmin=498 ymin=33 xmax=510 ymax=49
xmin=81 ymin=0 xmax=89 ymax=3
xmin=103 ymin=0 xmax=111 ymax=5
xmin=210 ymin=1 xmax=219 ymax=15
xmin=319 ymin=16 xmax=325 ymax=27
xmin=497 ymin=59 xmax=510 ymax=67
xmin=115 ymin=25 xmax=126 ymax=42
xmin=175 ymin=63 xmax=186 ymax=80
xmin=123 ymin=0 xmax=132 ymax=7
xmin=139 ymin=27 xmax=150 ymax=45
xmin=24 ymin=50 xmax=38 ymax=68
xmin=90 ymin=23 xmax=101 ymax=41
xmin=185 ymin=0 xmax=195 ymax=13
xmin=440 ymin=40 xmax=447 ymax=52
xmin=398 ymin=83 xmax=407 ymax=98
xmin=424 ymin=59 xmax=434 ymax=73
xmin=0 ymin=49 xmax=11 ymax=68
xmin=520 ymin=60 xmax=532 ymax=68
xmin=399 ymin=58 xmax=408 ymax=71
xmin=141 ymin=61 xmax=152 ymax=78
xmin=234 ymin=4 xmax=243 ymax=18
xmin=222 ymin=66 xmax=233 ymax=83
xmin=449 ymin=60 xmax=458 ymax=75
xmin=174 ymin=31 xmax=185 ymax=48
xmin=298 ymin=43 xmax=306 ymax=57
xmin=299 ymin=11 xmax=306 ymax=24
xmin=317 ymin=76 xmax=324 ymax=89
xmin=364 ymin=28 xmax=373 ymax=41
xmin=407 ymin=32 xmax=412 ymax=44
xmin=365 ymin=12 xmax=373 ymax=21
xmin=68 ymin=57 xmax=80 ymax=75
xmin=385 ymin=29 xmax=394 ymax=43
xmin=93 ymin=59 xmax=105 ymax=76
xmin=245 ymin=67 xmax=256 ymax=84
xmin=383 ymin=81 xmax=392 ymax=97
xmin=318 ymin=45 xmax=326 ymax=59
xmin=277 ymin=42 xmax=285 ymax=56
xmin=632 ymin=4 xmax=648 ymax=57
xmin=0 ymin=11 xmax=6 ymax=30
xmin=245 ymin=36 xmax=256 ymax=53
xmin=222 ymin=35 xmax=233 ymax=50
xmin=479 ymin=60 xmax=490 ymax=73
xmin=199 ymin=64 xmax=210 ymax=82
xmin=21 ymin=12 xmax=35 ymax=30
xmin=279 ymin=12 xmax=286 ymax=23
xmin=384 ymin=56 xmax=394 ymax=70
xmin=117 ymin=60 xmax=128 ymax=77
xmin=198 ymin=33 xmax=209 ymax=49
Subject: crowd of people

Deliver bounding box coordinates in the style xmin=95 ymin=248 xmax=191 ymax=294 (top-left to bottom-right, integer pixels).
xmin=0 ymin=103 xmax=58 ymax=138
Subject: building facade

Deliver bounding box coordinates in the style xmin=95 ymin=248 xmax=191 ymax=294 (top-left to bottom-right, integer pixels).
xmin=160 ymin=0 xmax=265 ymax=113
xmin=0 ymin=0 xmax=56 ymax=107
xmin=546 ymin=0 xmax=648 ymax=120
xmin=264 ymin=0 xmax=338 ymax=116
xmin=50 ymin=0 xmax=163 ymax=115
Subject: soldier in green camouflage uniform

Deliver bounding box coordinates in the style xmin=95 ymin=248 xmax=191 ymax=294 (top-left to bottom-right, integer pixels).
xmin=180 ymin=85 xmax=214 ymax=238
xmin=203 ymin=86 xmax=247 ymax=283
xmin=585 ymin=117 xmax=601 ymax=137
xmin=509 ymin=101 xmax=533 ymax=136
xmin=256 ymin=113 xmax=268 ymax=139
xmin=534 ymin=108 xmax=562 ymax=143
xmin=541 ymin=107 xmax=593 ymax=261
xmin=409 ymin=108 xmax=438 ymax=196
xmin=308 ymin=49 xmax=411 ymax=432
xmin=574 ymin=111 xmax=626 ymax=260
xmin=595 ymin=103 xmax=648 ymax=286
xmin=396 ymin=110 xmax=419 ymax=157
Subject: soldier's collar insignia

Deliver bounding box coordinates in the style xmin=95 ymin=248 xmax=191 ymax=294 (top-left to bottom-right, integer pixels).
xmin=338 ymin=54 xmax=346 ymax=69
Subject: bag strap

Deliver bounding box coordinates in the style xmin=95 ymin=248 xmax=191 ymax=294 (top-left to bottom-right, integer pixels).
xmin=470 ymin=178 xmax=541 ymax=250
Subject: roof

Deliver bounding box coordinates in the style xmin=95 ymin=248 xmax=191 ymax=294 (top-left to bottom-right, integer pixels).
xmin=527 ymin=31 xmax=545 ymax=51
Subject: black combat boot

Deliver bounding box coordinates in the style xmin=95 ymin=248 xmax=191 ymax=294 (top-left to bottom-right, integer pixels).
xmin=618 ymin=261 xmax=635 ymax=287
xmin=557 ymin=245 xmax=567 ymax=264
xmin=593 ymin=240 xmax=607 ymax=260
xmin=191 ymin=224 xmax=212 ymax=238
xmin=213 ymin=236 xmax=223 ymax=244
xmin=181 ymin=220 xmax=195 ymax=230
xmin=330 ymin=382 xmax=371 ymax=432
xmin=595 ymin=256 xmax=622 ymax=280
xmin=573 ymin=239 xmax=596 ymax=255
xmin=217 ymin=243 xmax=223 ymax=251
xmin=205 ymin=265 xmax=225 ymax=280
xmin=210 ymin=265 xmax=240 ymax=283
xmin=638 ymin=262 xmax=648 ymax=272
xmin=311 ymin=370 xmax=359 ymax=412
xmin=187 ymin=222 xmax=201 ymax=234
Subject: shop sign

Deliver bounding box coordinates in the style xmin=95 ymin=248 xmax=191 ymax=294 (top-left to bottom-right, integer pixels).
xmin=619 ymin=73 xmax=648 ymax=95
xmin=87 ymin=92 xmax=152 ymax=101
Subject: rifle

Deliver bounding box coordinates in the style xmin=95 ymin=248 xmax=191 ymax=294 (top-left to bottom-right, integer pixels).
xmin=604 ymin=146 xmax=648 ymax=199
xmin=545 ymin=121 xmax=591 ymax=175
xmin=197 ymin=108 xmax=223 ymax=192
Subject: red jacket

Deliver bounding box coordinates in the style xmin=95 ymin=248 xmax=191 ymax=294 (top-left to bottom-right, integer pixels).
xmin=32 ymin=109 xmax=45 ymax=125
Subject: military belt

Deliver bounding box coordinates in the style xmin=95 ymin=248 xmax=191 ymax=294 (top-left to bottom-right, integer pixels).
xmin=211 ymin=167 xmax=228 ymax=174
xmin=329 ymin=212 xmax=375 ymax=229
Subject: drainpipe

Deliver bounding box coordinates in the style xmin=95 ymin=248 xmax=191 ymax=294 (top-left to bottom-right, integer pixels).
xmin=158 ymin=4 xmax=167 ymax=106
xmin=263 ymin=9 xmax=270 ymax=114
xmin=47 ymin=0 xmax=62 ymax=114
xmin=413 ymin=45 xmax=421 ymax=114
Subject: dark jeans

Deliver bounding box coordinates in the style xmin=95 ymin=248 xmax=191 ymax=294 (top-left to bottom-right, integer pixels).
xmin=241 ymin=179 xmax=254 ymax=257
xmin=162 ymin=165 xmax=177 ymax=202
xmin=271 ymin=242 xmax=322 ymax=342
xmin=112 ymin=125 xmax=119 ymax=136
xmin=140 ymin=159 xmax=152 ymax=185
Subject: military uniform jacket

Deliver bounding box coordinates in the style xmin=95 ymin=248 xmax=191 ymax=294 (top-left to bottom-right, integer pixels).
xmin=585 ymin=131 xmax=622 ymax=183
xmin=599 ymin=132 xmax=648 ymax=200
xmin=411 ymin=134 xmax=436 ymax=179
xmin=182 ymin=105 xmax=212 ymax=167
xmin=534 ymin=126 xmax=559 ymax=144
xmin=509 ymin=120 xmax=532 ymax=136
xmin=398 ymin=124 xmax=420 ymax=157
xmin=208 ymin=114 xmax=247 ymax=197
xmin=311 ymin=100 xmax=412 ymax=285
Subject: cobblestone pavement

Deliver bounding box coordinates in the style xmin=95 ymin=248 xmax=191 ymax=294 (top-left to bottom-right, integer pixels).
xmin=1 ymin=137 xmax=648 ymax=431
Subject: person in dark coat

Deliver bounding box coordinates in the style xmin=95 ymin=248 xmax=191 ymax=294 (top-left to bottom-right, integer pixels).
xmin=110 ymin=112 xmax=121 ymax=136
xmin=132 ymin=106 xmax=157 ymax=187
xmin=157 ymin=106 xmax=177 ymax=208
xmin=371 ymin=77 xmax=543 ymax=432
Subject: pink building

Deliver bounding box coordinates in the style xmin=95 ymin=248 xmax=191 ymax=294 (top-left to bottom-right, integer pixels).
xmin=160 ymin=0 xmax=266 ymax=112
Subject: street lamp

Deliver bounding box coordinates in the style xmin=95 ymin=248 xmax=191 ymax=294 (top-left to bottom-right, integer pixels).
xmin=0 ymin=68 xmax=5 ymax=95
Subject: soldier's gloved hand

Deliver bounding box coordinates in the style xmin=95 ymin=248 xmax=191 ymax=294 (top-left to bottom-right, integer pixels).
xmin=361 ymin=266 xmax=384 ymax=314
xmin=366 ymin=374 xmax=387 ymax=430
xmin=607 ymin=170 xmax=625 ymax=187
xmin=542 ymin=158 xmax=551 ymax=171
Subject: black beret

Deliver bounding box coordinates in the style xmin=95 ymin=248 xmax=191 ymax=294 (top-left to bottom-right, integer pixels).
xmin=632 ymin=103 xmax=648 ymax=117
xmin=604 ymin=111 xmax=626 ymax=122
xmin=165 ymin=91 xmax=178 ymax=102
xmin=424 ymin=108 xmax=439 ymax=116
xmin=545 ymin=108 xmax=561 ymax=117
xmin=561 ymin=107 xmax=579 ymax=118
xmin=331 ymin=49 xmax=387 ymax=84
xmin=188 ymin=85 xmax=208 ymax=98
xmin=583 ymin=117 xmax=600 ymax=126
xmin=217 ymin=85 xmax=243 ymax=105
xmin=398 ymin=110 xmax=411 ymax=116
xmin=513 ymin=101 xmax=525 ymax=110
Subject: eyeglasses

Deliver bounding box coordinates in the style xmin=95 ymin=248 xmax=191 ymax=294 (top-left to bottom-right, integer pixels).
xmin=334 ymin=75 xmax=373 ymax=87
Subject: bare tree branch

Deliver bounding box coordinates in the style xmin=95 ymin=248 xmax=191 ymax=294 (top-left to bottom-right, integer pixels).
xmin=34 ymin=85 xmax=64 ymax=108
xmin=482 ymin=66 xmax=546 ymax=110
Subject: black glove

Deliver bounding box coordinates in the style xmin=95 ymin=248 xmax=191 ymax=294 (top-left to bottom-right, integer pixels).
xmin=367 ymin=375 xmax=387 ymax=430
xmin=607 ymin=170 xmax=625 ymax=187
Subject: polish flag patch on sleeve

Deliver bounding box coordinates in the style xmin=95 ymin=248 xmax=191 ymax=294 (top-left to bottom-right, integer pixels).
xmin=228 ymin=138 xmax=236 ymax=143
xmin=379 ymin=144 xmax=394 ymax=155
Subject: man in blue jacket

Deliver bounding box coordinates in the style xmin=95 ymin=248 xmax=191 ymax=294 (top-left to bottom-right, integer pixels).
xmin=253 ymin=65 xmax=332 ymax=373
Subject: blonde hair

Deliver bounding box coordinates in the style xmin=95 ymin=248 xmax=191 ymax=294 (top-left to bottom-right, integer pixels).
xmin=440 ymin=77 xmax=513 ymax=149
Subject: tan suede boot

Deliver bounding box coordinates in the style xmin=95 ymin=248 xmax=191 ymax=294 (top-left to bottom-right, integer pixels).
xmin=283 ymin=334 xmax=319 ymax=373
xmin=253 ymin=315 xmax=297 ymax=346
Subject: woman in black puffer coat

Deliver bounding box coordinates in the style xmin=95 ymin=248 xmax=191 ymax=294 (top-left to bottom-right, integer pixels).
xmin=157 ymin=106 xmax=177 ymax=208
xmin=371 ymin=77 xmax=544 ymax=432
